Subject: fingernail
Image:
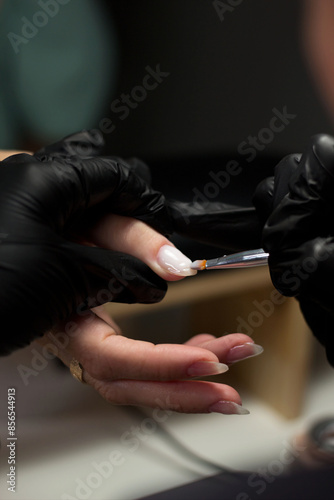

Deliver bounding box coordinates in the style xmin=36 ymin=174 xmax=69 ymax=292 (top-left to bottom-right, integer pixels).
xmin=225 ymin=342 xmax=264 ymax=364
xmin=187 ymin=361 xmax=229 ymax=377
xmin=209 ymin=401 xmax=250 ymax=415
xmin=157 ymin=245 xmax=197 ymax=276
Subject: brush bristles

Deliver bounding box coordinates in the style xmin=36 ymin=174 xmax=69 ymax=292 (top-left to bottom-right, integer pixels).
xmin=190 ymin=259 xmax=206 ymax=270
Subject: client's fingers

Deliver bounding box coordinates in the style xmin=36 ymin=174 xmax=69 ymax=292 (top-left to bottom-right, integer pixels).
xmin=40 ymin=314 xmax=260 ymax=414
xmin=88 ymin=378 xmax=246 ymax=414
xmin=59 ymin=314 xmax=225 ymax=381
xmin=185 ymin=333 xmax=264 ymax=365
xmin=91 ymin=305 xmax=122 ymax=335
xmin=87 ymin=214 xmax=197 ymax=281
xmin=48 ymin=314 xmax=263 ymax=383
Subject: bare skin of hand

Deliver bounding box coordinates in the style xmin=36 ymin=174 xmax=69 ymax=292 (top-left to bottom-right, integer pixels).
xmin=0 ymin=150 xmax=31 ymax=161
xmin=39 ymin=319 xmax=259 ymax=414
xmin=37 ymin=214 xmax=263 ymax=415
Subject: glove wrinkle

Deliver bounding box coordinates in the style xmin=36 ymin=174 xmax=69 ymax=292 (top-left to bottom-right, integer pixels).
xmin=167 ymin=200 xmax=262 ymax=251
xmin=255 ymin=134 xmax=334 ymax=366
xmin=0 ymin=131 xmax=169 ymax=355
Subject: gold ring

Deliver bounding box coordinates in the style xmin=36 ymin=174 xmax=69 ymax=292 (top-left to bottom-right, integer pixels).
xmin=69 ymin=358 xmax=86 ymax=384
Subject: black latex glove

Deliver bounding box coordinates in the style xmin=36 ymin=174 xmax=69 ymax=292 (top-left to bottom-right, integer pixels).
xmin=0 ymin=131 xmax=171 ymax=355
xmin=253 ymin=134 xmax=334 ymax=366
xmin=166 ymin=200 xmax=262 ymax=252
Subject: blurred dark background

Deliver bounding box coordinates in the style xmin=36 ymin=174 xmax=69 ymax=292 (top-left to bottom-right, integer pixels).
xmin=2 ymin=0 xmax=332 ymax=158
xmin=105 ymin=0 xmax=332 ymax=160
xmin=1 ymin=0 xmax=333 ymax=257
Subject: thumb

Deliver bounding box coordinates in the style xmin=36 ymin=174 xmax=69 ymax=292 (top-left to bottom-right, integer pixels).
xmin=253 ymin=154 xmax=301 ymax=240
xmin=252 ymin=176 xmax=274 ymax=228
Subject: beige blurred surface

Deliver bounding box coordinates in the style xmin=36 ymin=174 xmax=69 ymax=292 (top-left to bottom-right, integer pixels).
xmin=0 ymin=269 xmax=333 ymax=500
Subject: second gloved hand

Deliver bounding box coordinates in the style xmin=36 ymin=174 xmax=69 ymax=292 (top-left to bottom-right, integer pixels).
xmin=253 ymin=134 xmax=334 ymax=366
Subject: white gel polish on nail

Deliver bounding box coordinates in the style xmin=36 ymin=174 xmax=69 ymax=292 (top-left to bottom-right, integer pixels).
xmin=157 ymin=245 xmax=197 ymax=276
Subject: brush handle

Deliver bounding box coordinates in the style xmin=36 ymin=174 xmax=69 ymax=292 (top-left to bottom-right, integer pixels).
xmin=205 ymin=248 xmax=269 ymax=270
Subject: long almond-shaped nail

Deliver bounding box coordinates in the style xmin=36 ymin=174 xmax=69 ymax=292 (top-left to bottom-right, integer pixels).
xmin=225 ymin=342 xmax=264 ymax=364
xmin=187 ymin=361 xmax=229 ymax=377
xmin=157 ymin=245 xmax=197 ymax=276
xmin=209 ymin=401 xmax=250 ymax=415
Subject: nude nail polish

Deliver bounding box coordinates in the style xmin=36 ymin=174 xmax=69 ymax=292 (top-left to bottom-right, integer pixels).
xmin=157 ymin=245 xmax=197 ymax=276
xmin=209 ymin=401 xmax=250 ymax=415
xmin=187 ymin=361 xmax=229 ymax=377
xmin=225 ymin=342 xmax=264 ymax=364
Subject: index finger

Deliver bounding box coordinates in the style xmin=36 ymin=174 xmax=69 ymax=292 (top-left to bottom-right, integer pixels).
xmin=86 ymin=214 xmax=196 ymax=281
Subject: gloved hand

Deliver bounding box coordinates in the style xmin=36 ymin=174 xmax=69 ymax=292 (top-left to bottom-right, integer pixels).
xmin=166 ymin=199 xmax=262 ymax=252
xmin=253 ymin=134 xmax=334 ymax=366
xmin=0 ymin=131 xmax=172 ymax=355
xmin=148 ymin=155 xmax=265 ymax=253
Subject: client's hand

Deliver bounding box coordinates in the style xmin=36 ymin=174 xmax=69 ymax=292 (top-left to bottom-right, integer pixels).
xmin=39 ymin=316 xmax=261 ymax=414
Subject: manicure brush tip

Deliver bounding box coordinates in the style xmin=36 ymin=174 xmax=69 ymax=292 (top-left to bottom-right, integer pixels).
xmin=190 ymin=259 xmax=207 ymax=270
